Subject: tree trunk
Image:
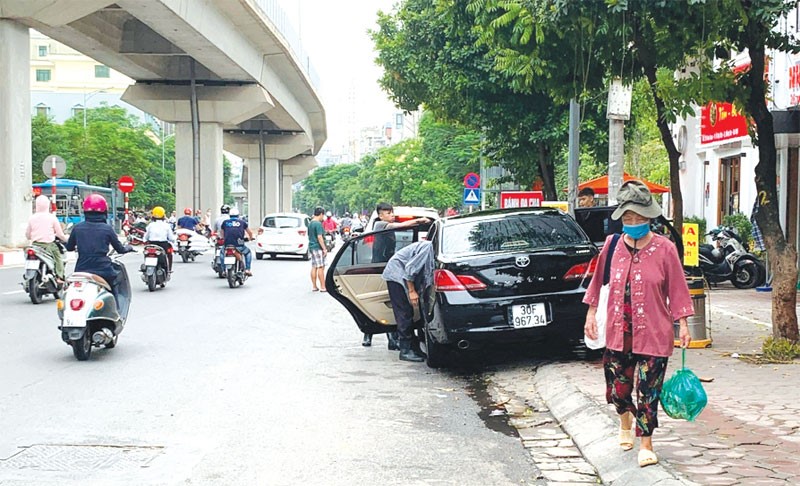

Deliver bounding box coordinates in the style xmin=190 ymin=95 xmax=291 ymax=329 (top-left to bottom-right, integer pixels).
xmin=537 ymin=144 xmax=556 ymax=200
xmin=643 ymin=64 xmax=684 ymax=236
xmin=744 ymin=42 xmax=799 ymax=342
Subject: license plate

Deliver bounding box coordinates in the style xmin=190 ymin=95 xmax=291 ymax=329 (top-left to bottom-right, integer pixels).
xmin=63 ymin=316 xmax=86 ymax=328
xmin=510 ymin=303 xmax=548 ymax=328
xmin=25 ymin=260 xmax=39 ymax=270
xmin=179 ymin=241 xmax=189 ymax=247
xmin=144 ymin=257 xmax=158 ymax=266
xmin=224 ymin=257 xmax=235 ymax=265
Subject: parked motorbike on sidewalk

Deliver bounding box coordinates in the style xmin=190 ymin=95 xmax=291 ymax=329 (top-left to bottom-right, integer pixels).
xmin=21 ymin=244 xmax=64 ymax=304
xmin=140 ymin=244 xmax=171 ymax=291
xmin=698 ymin=226 xmax=765 ymax=289
xmin=57 ymin=255 xmax=131 ymax=361
xmin=223 ymin=245 xmax=249 ymax=288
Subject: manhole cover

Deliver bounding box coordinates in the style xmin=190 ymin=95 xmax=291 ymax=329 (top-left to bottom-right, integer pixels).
xmin=0 ymin=445 xmax=163 ymax=472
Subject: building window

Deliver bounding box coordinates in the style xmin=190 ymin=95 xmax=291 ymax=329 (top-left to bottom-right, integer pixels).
xmin=35 ymin=103 xmax=50 ymax=117
xmin=72 ymin=105 xmax=85 ymax=118
xmin=38 ymin=45 xmax=48 ymax=57
xmin=35 ymin=69 xmax=51 ymax=82
xmin=94 ymin=65 xmax=110 ymax=78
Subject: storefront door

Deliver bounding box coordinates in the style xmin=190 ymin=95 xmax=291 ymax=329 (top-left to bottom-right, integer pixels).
xmin=718 ymin=156 xmax=741 ymax=224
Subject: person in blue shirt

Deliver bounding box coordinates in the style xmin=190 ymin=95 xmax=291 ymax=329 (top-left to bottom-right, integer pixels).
xmin=65 ymin=194 xmax=133 ymax=303
xmin=177 ymin=208 xmax=199 ymax=231
xmin=220 ymin=207 xmax=254 ymax=276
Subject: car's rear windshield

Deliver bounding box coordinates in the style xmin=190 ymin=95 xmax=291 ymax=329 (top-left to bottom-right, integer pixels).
xmin=263 ymin=216 xmax=301 ymax=229
xmin=441 ymin=213 xmax=588 ymax=256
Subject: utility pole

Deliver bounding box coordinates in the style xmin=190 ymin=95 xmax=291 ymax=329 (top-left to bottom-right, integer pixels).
xmin=607 ymin=78 xmax=632 ymax=204
xmin=567 ymin=99 xmax=580 ymax=216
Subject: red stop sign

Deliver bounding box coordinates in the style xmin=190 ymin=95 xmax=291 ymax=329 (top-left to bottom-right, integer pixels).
xmin=118 ymin=175 xmax=135 ymax=193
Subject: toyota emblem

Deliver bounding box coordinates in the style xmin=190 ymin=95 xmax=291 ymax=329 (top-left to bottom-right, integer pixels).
xmin=515 ymin=256 xmax=530 ymax=268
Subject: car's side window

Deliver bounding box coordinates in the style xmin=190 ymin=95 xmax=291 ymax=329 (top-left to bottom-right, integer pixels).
xmin=338 ymin=228 xmax=423 ymax=271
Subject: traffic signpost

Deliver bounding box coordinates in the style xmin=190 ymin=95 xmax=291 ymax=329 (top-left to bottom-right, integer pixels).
xmin=463 ymin=188 xmax=481 ymax=206
xmin=42 ymin=155 xmax=66 ymax=211
xmin=117 ymin=175 xmax=135 ymax=222
xmin=463 ymin=172 xmax=480 ymax=189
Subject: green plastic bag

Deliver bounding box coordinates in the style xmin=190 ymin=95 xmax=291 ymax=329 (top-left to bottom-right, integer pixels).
xmin=660 ymin=349 xmax=708 ymax=421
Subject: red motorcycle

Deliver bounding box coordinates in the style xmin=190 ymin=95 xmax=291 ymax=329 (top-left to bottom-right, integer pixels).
xmin=123 ymin=222 xmax=146 ymax=246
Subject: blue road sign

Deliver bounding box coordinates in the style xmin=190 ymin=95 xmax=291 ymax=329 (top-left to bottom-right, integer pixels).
xmin=463 ymin=188 xmax=481 ymax=205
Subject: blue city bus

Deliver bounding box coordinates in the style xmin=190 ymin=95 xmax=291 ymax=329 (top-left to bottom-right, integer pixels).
xmin=32 ymin=178 xmax=121 ymax=228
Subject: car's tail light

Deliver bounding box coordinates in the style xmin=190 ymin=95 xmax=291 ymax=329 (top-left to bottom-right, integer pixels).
xmin=297 ymin=229 xmax=307 ymax=236
xmin=364 ymin=235 xmax=374 ymax=244
xmin=70 ymin=299 xmax=84 ymax=311
xmin=563 ymin=260 xmax=594 ymax=281
xmin=258 ymin=228 xmax=264 ymax=235
xmin=27 ymin=248 xmax=36 ymax=258
xmin=434 ymin=269 xmax=487 ymax=291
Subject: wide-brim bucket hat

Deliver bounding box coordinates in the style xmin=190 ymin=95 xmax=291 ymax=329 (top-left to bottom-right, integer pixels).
xmin=611 ymin=180 xmax=663 ymax=220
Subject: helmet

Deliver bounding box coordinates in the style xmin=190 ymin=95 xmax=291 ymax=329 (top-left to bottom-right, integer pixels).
xmin=220 ymin=204 xmax=231 ymax=214
xmin=152 ymin=206 xmax=166 ymax=219
xmin=229 ymin=207 xmax=240 ymax=217
xmin=184 ymin=208 xmax=192 ymax=215
xmin=83 ymin=194 xmax=108 ymax=213
xmin=326 ymin=211 xmax=332 ymax=218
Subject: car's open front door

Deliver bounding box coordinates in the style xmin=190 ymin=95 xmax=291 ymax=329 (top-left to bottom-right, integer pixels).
xmin=325 ymin=226 xmax=426 ymax=335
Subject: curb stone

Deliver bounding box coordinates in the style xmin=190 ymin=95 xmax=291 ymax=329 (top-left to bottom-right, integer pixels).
xmin=532 ymin=365 xmax=697 ymax=486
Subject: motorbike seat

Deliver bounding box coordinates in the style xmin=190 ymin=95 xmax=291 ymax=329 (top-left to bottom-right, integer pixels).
xmin=68 ymin=272 xmax=112 ymax=291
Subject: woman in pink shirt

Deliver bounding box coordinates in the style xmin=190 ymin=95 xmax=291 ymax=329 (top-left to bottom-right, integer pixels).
xmin=26 ymin=195 xmax=68 ymax=281
xmin=583 ymin=181 xmax=693 ymax=468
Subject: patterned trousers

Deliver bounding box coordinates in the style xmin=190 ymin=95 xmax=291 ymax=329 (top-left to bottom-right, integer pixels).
xmin=603 ymin=333 xmax=669 ymax=437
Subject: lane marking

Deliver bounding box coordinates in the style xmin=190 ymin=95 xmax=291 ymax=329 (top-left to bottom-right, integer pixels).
xmin=3 ymin=290 xmax=24 ymax=295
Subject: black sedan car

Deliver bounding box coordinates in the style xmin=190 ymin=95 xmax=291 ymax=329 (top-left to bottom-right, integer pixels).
xmin=325 ymin=208 xmax=599 ymax=368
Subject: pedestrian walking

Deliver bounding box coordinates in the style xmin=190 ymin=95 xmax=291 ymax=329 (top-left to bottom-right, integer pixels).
xmin=308 ymin=207 xmax=327 ymax=292
xmin=582 ymin=180 xmax=693 ymax=468
xmin=381 ymin=240 xmax=435 ymax=362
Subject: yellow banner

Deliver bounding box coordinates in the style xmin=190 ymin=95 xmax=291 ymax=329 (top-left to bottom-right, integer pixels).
xmin=542 ymin=201 xmax=569 ymax=212
xmin=683 ymin=223 xmax=699 ymax=266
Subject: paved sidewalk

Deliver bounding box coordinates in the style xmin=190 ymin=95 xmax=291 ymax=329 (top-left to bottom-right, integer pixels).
xmin=539 ymin=284 xmax=800 ymax=485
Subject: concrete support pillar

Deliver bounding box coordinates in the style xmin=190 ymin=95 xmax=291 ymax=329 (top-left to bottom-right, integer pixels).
xmin=245 ymin=157 xmax=279 ymax=224
xmin=0 ymin=21 xmax=31 ymax=247
xmin=245 ymin=158 xmax=261 ymax=225
xmin=281 ymin=175 xmax=294 ymax=212
xmin=175 ymin=122 xmax=223 ymax=216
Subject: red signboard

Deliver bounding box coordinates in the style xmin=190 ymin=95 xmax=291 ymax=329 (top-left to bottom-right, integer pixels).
xmin=117 ymin=175 xmax=135 ymax=193
xmin=699 ymin=102 xmax=749 ymax=145
xmin=500 ymin=191 xmax=543 ymax=209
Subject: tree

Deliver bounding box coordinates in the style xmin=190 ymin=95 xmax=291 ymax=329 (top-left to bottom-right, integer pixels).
xmin=31 ymin=114 xmax=66 ymax=183
xmin=717 ymin=0 xmax=800 ymax=341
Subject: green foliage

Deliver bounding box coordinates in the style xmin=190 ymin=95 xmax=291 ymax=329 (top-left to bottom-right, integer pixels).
xmin=762 ymin=336 xmax=800 ymax=361
xmin=294 ymin=114 xmax=479 ymax=214
xmin=684 ymin=216 xmax=707 ymax=239
xmin=722 ymin=212 xmax=753 ymax=249
xmin=31 ymin=105 xmax=177 ymax=210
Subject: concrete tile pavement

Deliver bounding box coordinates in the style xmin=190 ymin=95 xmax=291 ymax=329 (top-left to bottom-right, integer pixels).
xmin=537 ymin=284 xmax=800 ymax=485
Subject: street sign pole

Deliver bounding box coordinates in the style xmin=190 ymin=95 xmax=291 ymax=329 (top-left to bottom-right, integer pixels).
xmin=50 ymin=157 xmax=57 ymax=212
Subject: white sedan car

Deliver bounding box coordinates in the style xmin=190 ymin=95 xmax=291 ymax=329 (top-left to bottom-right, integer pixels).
xmin=255 ymin=213 xmax=311 ymax=260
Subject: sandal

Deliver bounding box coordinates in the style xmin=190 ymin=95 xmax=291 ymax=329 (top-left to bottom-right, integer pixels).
xmin=619 ymin=412 xmax=634 ymax=451
xmin=638 ymin=449 xmax=658 ymax=467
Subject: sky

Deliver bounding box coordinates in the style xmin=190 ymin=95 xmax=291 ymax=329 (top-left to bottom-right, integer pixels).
xmin=276 ymin=0 xmax=400 ymax=153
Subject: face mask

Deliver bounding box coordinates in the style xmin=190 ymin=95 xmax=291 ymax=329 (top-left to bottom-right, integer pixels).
xmin=622 ymin=222 xmax=650 ymax=240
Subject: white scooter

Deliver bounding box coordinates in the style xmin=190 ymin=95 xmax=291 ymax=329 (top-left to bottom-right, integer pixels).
xmin=174 ymin=228 xmax=210 ymax=263
xmin=57 ymin=255 xmax=131 ymax=361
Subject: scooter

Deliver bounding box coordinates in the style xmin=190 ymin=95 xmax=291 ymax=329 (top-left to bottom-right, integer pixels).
xmin=223 ymin=245 xmax=249 ymax=288
xmin=140 ymin=244 xmax=171 ymax=291
xmin=57 ymin=255 xmax=131 ymax=361
xmin=698 ymin=226 xmax=765 ymax=289
xmin=210 ymin=234 xmax=226 ymax=278
xmin=324 ymin=232 xmax=335 ymax=252
xmin=174 ymin=228 xmax=209 ymax=263
xmin=21 ymin=244 xmax=64 ymax=304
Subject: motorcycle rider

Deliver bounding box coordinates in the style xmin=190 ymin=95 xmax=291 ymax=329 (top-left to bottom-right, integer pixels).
xmin=25 ymin=195 xmax=68 ymax=283
xmin=220 ymin=207 xmax=254 ymax=276
xmin=143 ymin=206 xmax=175 ymax=272
xmin=177 ymin=208 xmax=199 ymax=231
xmin=212 ymin=204 xmax=231 ymax=270
xmin=65 ymin=194 xmax=134 ymax=305
xmin=322 ymin=211 xmax=338 ymax=235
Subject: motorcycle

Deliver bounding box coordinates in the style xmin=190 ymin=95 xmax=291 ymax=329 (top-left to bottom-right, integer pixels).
xmin=123 ymin=222 xmax=146 ymax=246
xmin=324 ymin=232 xmax=335 ymax=252
xmin=210 ymin=234 xmax=226 ymax=278
xmin=341 ymin=226 xmax=352 ymax=242
xmin=57 ymin=255 xmax=131 ymax=361
xmin=698 ymin=226 xmax=765 ymax=289
xmin=140 ymin=244 xmax=171 ymax=291
xmin=223 ymin=245 xmax=249 ymax=288
xmin=22 ymin=244 xmax=64 ymax=304
xmin=174 ymin=228 xmax=209 ymax=263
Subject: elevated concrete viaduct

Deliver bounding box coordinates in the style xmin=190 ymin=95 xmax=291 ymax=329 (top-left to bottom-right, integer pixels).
xmin=0 ymin=0 xmax=326 ymax=245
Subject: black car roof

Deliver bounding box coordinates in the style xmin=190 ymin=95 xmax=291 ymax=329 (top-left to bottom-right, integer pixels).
xmin=442 ymin=207 xmax=563 ymax=224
